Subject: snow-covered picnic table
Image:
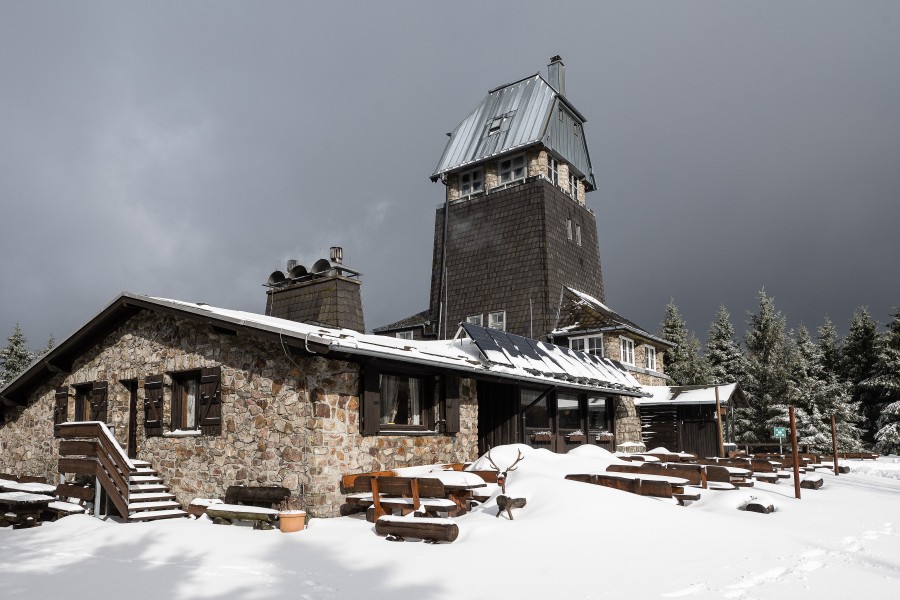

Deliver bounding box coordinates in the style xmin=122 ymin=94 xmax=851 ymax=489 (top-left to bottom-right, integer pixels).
xmin=0 ymin=480 xmax=57 ymax=494
xmin=0 ymin=490 xmax=53 ymax=528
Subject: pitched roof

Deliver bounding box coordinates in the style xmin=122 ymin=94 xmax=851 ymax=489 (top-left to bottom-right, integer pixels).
xmin=551 ymin=287 xmax=674 ymax=347
xmin=1 ymin=293 xmax=646 ymax=410
xmin=636 ymin=383 xmax=746 ymax=407
xmin=431 ymin=73 xmax=596 ymax=190
xmin=371 ymin=309 xmax=432 ymax=333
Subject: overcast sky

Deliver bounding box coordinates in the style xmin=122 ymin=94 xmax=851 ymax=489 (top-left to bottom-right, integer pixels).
xmin=2 ymin=1 xmax=899 ymax=354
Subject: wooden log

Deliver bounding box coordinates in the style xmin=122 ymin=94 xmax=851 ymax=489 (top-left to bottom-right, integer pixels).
xmin=800 ymin=476 xmax=824 ymax=490
xmin=375 ymin=516 xmax=459 ymax=542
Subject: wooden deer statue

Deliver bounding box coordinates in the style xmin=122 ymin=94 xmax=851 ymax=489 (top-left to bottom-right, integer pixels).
xmin=485 ymin=449 xmax=527 ymax=520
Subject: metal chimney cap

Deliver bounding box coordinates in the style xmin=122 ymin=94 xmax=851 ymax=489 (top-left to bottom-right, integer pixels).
xmin=330 ymin=246 xmax=344 ymax=264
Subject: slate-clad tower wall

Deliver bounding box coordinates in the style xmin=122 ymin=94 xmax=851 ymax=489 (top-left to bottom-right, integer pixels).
xmin=429 ymin=177 xmax=603 ymax=340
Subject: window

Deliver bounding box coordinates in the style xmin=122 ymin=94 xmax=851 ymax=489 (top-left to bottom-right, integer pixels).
xmin=459 ymin=168 xmax=483 ymax=197
xmin=588 ymin=396 xmax=609 ymax=433
xmin=645 ymin=346 xmax=657 ymax=371
xmin=71 ymin=381 xmax=108 ymax=422
xmin=170 ymin=367 xmax=221 ymax=435
xmin=620 ymin=337 xmax=635 ymax=365
xmin=498 ymin=154 xmax=525 ymax=184
xmin=570 ymin=335 xmax=603 ymax=356
xmin=488 ymin=311 xmax=506 ymax=331
xmin=466 ymin=314 xmax=483 ymax=326
xmin=361 ymin=368 xmax=461 ymax=435
xmin=521 ymin=388 xmax=549 ymax=430
xmin=576 ymin=224 xmax=582 ymax=247
xmin=569 ymin=172 xmax=578 ymax=200
xmin=566 ymin=218 xmax=573 ymax=240
xmin=396 ymin=331 xmax=413 ymax=340
xmin=548 ymin=156 xmax=559 ymax=186
xmin=557 ymin=393 xmax=581 ymax=431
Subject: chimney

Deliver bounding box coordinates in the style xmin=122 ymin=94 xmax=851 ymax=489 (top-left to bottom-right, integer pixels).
xmin=547 ymin=55 xmax=566 ymax=96
xmin=264 ymin=249 xmax=365 ymax=333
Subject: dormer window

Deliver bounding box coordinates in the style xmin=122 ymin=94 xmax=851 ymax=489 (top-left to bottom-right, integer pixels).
xmin=548 ymin=157 xmax=559 ymax=186
xmin=499 ymin=154 xmax=525 ymax=184
xmin=460 ymin=168 xmax=483 ymax=197
xmin=488 ymin=116 xmax=504 ymax=134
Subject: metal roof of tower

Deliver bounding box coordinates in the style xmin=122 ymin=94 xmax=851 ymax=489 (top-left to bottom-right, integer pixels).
xmin=431 ymin=63 xmax=597 ymax=190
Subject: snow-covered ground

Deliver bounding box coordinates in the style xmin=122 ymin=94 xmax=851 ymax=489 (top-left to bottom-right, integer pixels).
xmin=2 ymin=446 xmax=898 ymax=599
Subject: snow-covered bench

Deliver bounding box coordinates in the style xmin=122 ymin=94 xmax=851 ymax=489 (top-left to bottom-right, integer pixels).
xmin=206 ymin=503 xmax=279 ymax=529
xmin=346 ymin=476 xmax=459 ymax=522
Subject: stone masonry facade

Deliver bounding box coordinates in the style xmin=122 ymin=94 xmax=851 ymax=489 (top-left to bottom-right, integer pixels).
xmin=0 ymin=311 xmax=478 ymax=517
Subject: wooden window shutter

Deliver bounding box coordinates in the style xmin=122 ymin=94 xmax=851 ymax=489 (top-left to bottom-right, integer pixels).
xmin=360 ymin=367 xmax=381 ymax=436
xmin=53 ymin=387 xmax=69 ymax=436
xmin=90 ymin=381 xmax=109 ymax=423
xmin=143 ymin=375 xmax=163 ymax=437
xmin=443 ymin=375 xmax=461 ymax=434
xmin=199 ymin=367 xmax=222 ymax=435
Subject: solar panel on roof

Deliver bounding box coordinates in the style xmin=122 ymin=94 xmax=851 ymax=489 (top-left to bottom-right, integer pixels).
xmin=461 ymin=322 xmax=513 ymax=366
xmin=485 ymin=327 xmax=522 ymax=359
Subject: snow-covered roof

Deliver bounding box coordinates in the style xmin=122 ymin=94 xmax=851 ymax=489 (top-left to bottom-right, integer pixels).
xmin=551 ymin=287 xmax=673 ymax=347
xmin=0 ymin=292 xmax=646 ymax=404
xmin=636 ymin=383 xmax=744 ymax=406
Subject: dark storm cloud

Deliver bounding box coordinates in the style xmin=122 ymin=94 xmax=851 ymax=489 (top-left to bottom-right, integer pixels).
xmin=2 ymin=1 xmax=899 ymax=354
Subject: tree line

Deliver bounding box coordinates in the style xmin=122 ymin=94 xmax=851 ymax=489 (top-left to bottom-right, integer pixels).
xmin=0 ymin=324 xmax=54 ymax=389
xmin=661 ymin=290 xmax=900 ymax=454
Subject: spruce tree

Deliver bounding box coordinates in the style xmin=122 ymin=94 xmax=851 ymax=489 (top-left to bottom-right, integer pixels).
xmin=661 ymin=299 xmax=689 ymax=383
xmin=0 ymin=324 xmax=34 ymax=388
xmin=817 ymin=317 xmax=842 ymax=379
xmin=705 ymin=305 xmax=744 ymax=384
xmin=841 ymin=307 xmax=880 ymax=441
xmin=735 ymin=290 xmax=790 ymax=443
xmin=680 ymin=332 xmax=712 ymax=386
xmin=862 ymin=310 xmax=900 ymax=453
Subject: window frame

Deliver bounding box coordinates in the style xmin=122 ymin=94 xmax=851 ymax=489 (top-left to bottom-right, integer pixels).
xmin=361 ymin=365 xmax=461 ymax=436
xmin=620 ymin=337 xmax=635 ymax=365
xmin=169 ymin=367 xmax=222 ymax=435
xmin=395 ymin=331 xmax=414 ymax=340
xmin=566 ymin=218 xmax=573 ymax=241
xmin=645 ymin=345 xmax=657 ymax=371
xmin=576 ymin=224 xmax=582 ymax=247
xmin=171 ymin=371 xmax=202 ymax=431
xmin=498 ymin=154 xmax=525 ymax=185
xmin=569 ymin=172 xmax=578 ymax=200
xmin=459 ymin=167 xmax=484 ymax=197
xmin=569 ymin=334 xmax=604 ymax=357
xmin=488 ymin=310 xmax=506 ymax=331
xmin=548 ymin=156 xmax=559 ymax=186
xmin=466 ymin=314 xmax=483 ymax=326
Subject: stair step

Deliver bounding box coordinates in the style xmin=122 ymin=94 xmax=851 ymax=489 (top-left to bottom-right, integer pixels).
xmin=128 ymin=500 xmax=180 ymax=511
xmin=134 ymin=467 xmax=157 ymax=475
xmin=129 ymin=483 xmax=168 ymax=493
xmin=129 ymin=508 xmax=190 ymax=522
xmin=129 ymin=492 xmax=176 ymax=502
xmin=129 ymin=475 xmax=163 ymax=483
xmin=131 ymin=460 xmax=151 ymax=467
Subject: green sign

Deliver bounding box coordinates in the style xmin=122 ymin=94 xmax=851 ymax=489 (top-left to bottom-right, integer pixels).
xmin=774 ymin=426 xmax=787 ymax=439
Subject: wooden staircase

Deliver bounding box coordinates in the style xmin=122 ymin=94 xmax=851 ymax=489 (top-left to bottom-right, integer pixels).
xmin=57 ymin=422 xmax=188 ymax=522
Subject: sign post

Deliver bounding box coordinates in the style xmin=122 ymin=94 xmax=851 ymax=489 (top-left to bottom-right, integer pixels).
xmin=831 ymin=414 xmax=839 ymax=477
xmin=773 ymin=426 xmax=787 ymax=455
xmin=789 ymin=406 xmax=802 ymax=500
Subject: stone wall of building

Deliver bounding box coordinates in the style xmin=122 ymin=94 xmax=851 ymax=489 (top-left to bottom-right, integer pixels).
xmin=0 ymin=311 xmax=478 ymax=517
xmin=614 ymin=396 xmax=645 ymax=450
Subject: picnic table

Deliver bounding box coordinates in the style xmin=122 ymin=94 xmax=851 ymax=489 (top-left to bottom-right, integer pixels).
xmin=0 ymin=491 xmax=53 ymax=528
xmin=0 ymin=480 xmax=57 ymax=495
xmin=432 ymin=471 xmax=486 ymax=515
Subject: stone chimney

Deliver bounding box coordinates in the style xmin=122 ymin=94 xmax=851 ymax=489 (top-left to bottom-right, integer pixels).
xmin=264 ymin=248 xmax=365 ymax=333
xmin=548 ymin=55 xmax=566 ymax=96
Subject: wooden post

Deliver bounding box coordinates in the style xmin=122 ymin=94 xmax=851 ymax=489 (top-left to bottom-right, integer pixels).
xmin=831 ymin=414 xmax=839 ymax=477
xmin=789 ymin=406 xmax=801 ymax=500
xmin=714 ymin=386 xmax=725 ymax=457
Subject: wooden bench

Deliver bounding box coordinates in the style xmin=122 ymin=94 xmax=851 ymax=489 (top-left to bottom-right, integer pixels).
xmin=566 ymin=472 xmax=688 ymax=500
xmin=346 ymin=476 xmax=459 ymax=522
xmin=206 ymin=504 xmax=279 ymax=529
xmin=224 ymin=485 xmax=290 ymax=508
xmin=46 ymin=483 xmax=93 ymax=519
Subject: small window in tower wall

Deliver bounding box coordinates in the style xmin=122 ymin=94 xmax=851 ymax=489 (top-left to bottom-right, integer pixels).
xmin=567 ymin=219 xmax=573 ymax=241
xmin=460 ymin=168 xmax=483 ymax=197
xmin=488 ymin=311 xmax=506 ymax=331
xmin=576 ymin=225 xmax=582 ymax=247
xmin=466 ymin=314 xmax=483 ymax=326
xmin=548 ymin=157 xmax=559 ymax=186
xmin=499 ymin=154 xmax=525 ymax=184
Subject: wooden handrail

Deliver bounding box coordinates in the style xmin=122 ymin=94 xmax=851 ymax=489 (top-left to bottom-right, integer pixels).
xmin=57 ymin=421 xmax=134 ymax=518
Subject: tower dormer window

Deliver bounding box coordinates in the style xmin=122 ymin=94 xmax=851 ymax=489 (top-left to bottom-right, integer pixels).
xmin=460 ymin=168 xmax=483 ymax=197
xmin=548 ymin=157 xmax=559 ymax=186
xmin=499 ymin=154 xmax=525 ymax=184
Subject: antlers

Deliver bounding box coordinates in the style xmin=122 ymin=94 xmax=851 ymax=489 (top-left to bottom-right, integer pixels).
xmin=484 ymin=449 xmax=525 ymax=494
